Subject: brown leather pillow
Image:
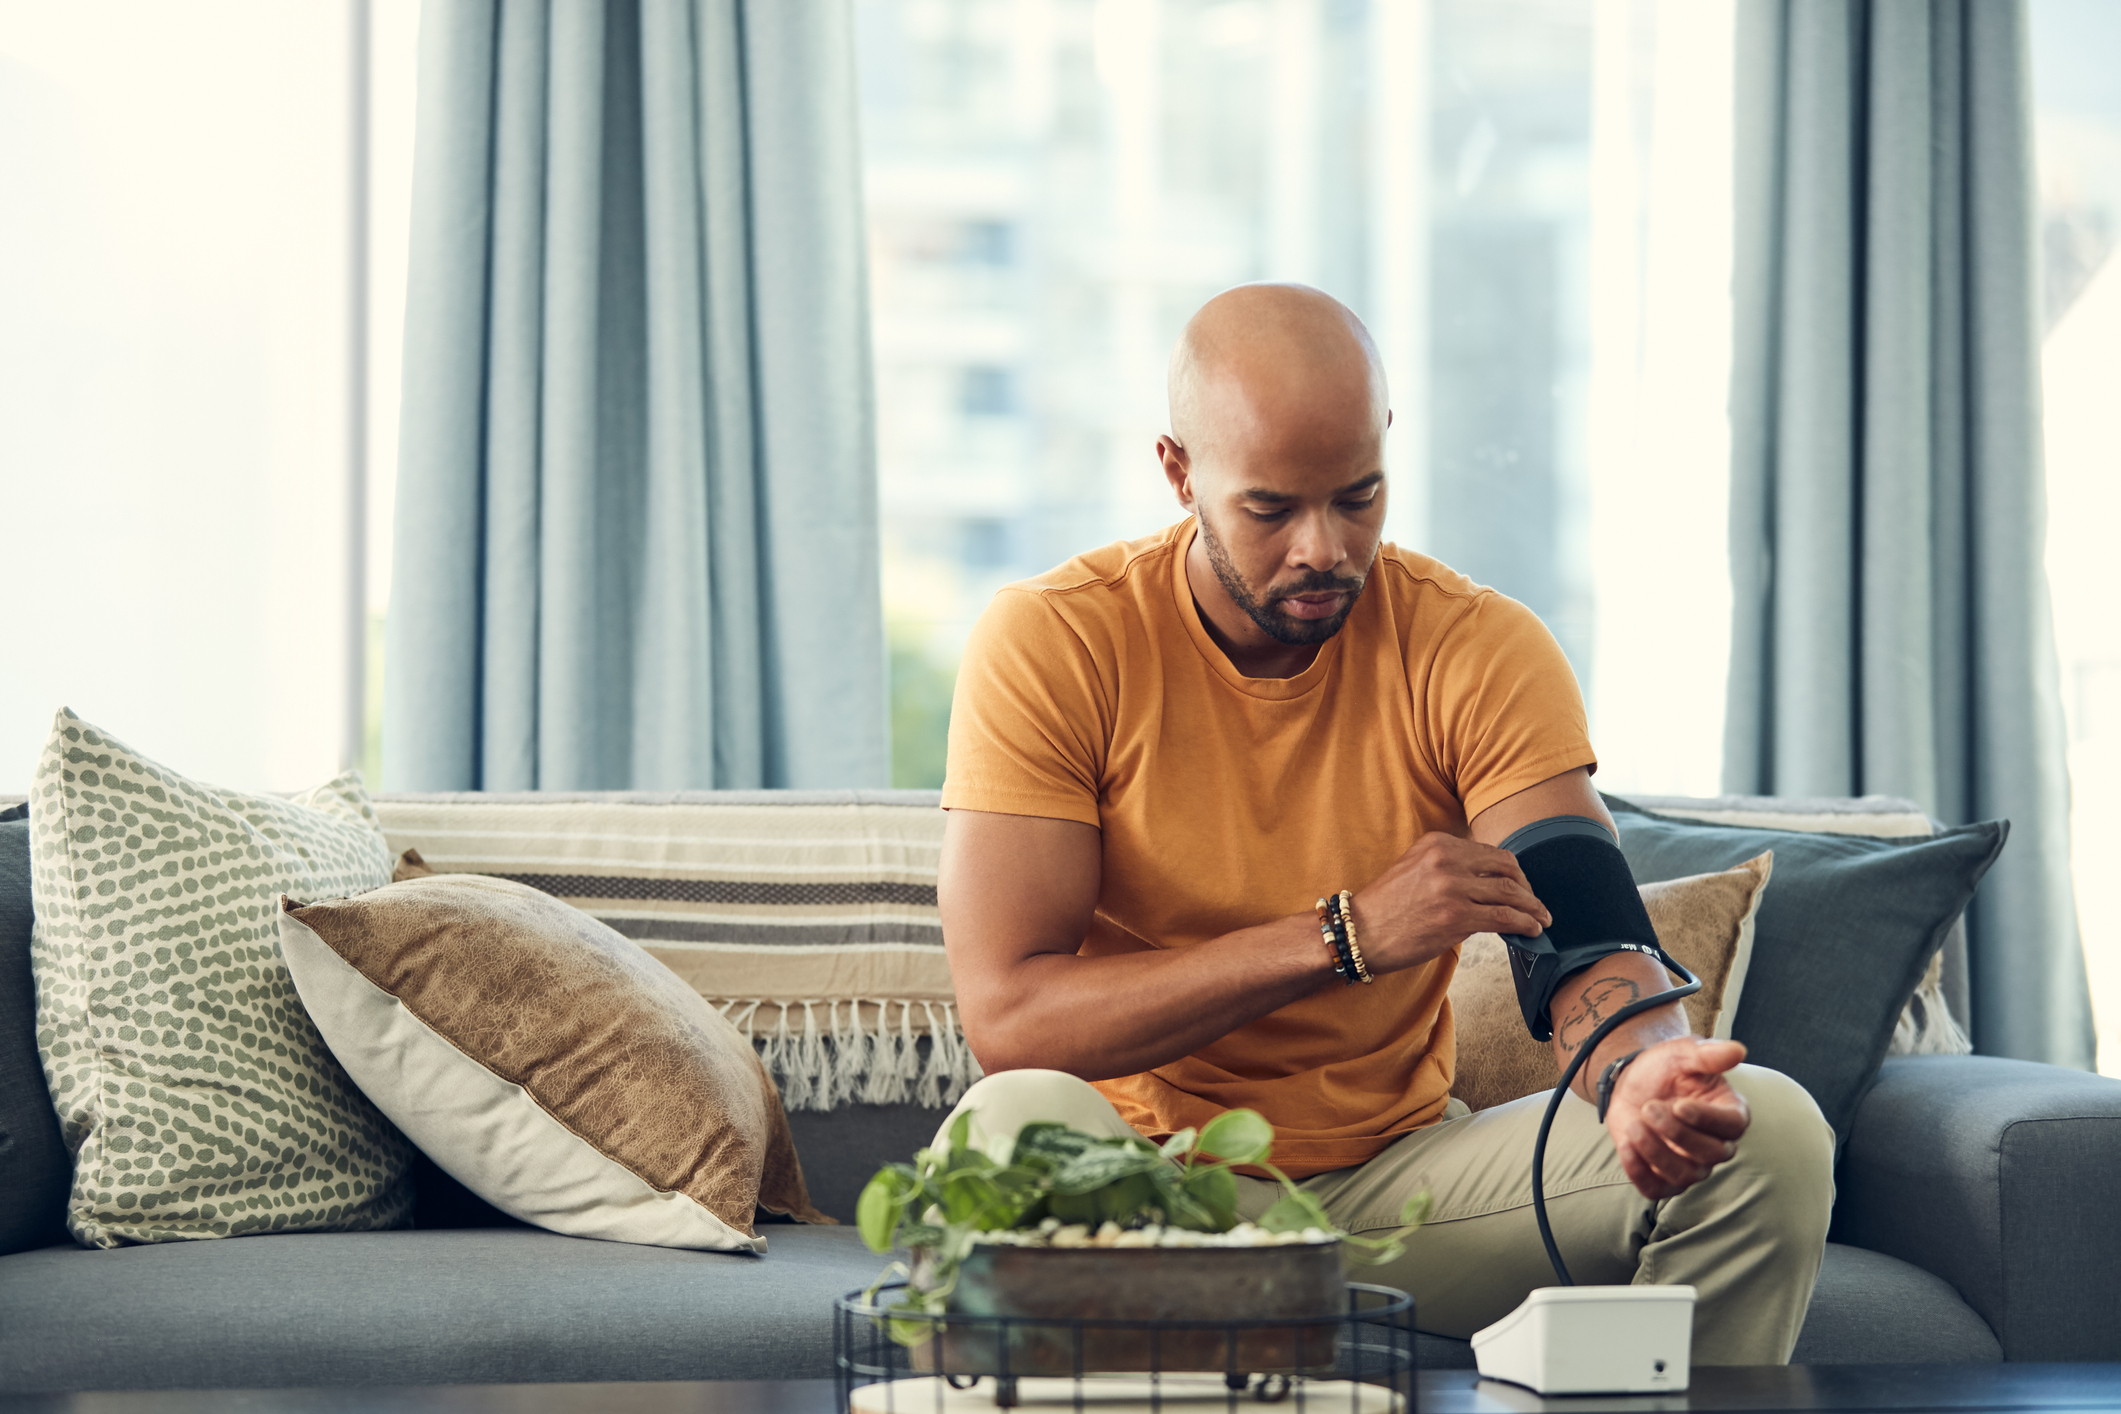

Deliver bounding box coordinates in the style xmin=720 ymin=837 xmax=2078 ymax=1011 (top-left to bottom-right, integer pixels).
xmin=1448 ymin=853 xmax=1772 ymax=1113
xmin=279 ymin=872 xmax=828 ymax=1250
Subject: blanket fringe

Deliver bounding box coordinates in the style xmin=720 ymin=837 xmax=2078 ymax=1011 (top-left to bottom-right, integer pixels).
xmin=713 ymin=998 xmax=983 ymax=1112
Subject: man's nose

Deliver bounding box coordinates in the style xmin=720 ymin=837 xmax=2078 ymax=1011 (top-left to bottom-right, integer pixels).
xmin=1288 ymin=508 xmax=1347 ymax=573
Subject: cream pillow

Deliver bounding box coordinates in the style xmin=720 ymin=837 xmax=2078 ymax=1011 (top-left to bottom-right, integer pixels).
xmin=26 ymin=709 xmax=409 ymax=1246
xmin=279 ymin=872 xmax=829 ymax=1251
xmin=1449 ymin=854 xmax=1772 ymax=1113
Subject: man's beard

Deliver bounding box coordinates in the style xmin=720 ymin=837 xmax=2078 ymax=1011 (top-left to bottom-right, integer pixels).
xmin=1197 ymin=511 xmax=1368 ymax=646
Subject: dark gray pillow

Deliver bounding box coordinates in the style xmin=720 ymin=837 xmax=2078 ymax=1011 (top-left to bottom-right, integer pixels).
xmin=0 ymin=806 xmax=73 ymax=1252
xmin=1604 ymin=795 xmax=2006 ymax=1146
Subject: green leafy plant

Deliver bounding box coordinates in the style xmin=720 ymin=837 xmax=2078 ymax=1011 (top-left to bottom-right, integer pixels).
xmin=857 ymin=1108 xmax=1430 ymax=1326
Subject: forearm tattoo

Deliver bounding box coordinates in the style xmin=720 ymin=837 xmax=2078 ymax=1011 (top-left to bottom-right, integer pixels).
xmin=1555 ymin=975 xmax=1641 ymax=1056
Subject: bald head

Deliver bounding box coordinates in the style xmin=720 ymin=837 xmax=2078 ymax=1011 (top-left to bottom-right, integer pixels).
xmin=1168 ymin=283 xmax=1388 ymax=464
xmin=1157 ymin=285 xmax=1391 ymax=662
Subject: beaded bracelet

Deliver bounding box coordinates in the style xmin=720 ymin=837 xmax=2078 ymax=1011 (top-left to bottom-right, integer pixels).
xmin=1314 ymin=896 xmax=1358 ymax=984
xmin=1334 ymin=890 xmax=1374 ymax=983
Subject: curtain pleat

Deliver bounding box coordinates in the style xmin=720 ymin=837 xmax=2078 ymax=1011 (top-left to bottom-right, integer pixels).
xmin=1725 ymin=0 xmax=2093 ymax=1066
xmin=386 ymin=0 xmax=887 ymax=794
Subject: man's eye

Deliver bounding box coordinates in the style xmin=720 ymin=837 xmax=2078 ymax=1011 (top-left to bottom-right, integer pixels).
xmin=1342 ymin=497 xmax=1379 ymax=512
xmin=1248 ymin=508 xmax=1291 ymax=522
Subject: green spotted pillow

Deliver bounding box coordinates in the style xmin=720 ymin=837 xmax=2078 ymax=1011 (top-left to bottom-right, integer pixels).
xmin=27 ymin=709 xmax=411 ymax=1246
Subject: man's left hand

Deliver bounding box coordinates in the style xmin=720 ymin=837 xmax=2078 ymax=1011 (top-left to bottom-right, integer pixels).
xmin=1601 ymin=1036 xmax=1750 ymax=1200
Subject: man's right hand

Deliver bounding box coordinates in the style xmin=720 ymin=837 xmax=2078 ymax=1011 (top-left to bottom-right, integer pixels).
xmin=1350 ymin=833 xmax=1552 ymax=975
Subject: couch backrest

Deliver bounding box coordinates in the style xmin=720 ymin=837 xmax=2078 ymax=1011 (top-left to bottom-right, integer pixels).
xmin=372 ymin=790 xmax=968 ymax=1119
xmin=0 ymin=786 xmax=1973 ymax=1230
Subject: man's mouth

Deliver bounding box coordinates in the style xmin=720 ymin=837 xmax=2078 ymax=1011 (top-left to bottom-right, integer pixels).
xmin=1277 ymin=591 xmax=1348 ymax=621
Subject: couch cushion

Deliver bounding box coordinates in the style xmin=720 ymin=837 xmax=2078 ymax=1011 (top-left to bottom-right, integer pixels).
xmin=0 ymin=1225 xmax=883 ymax=1392
xmin=0 ymin=1230 xmax=1996 ymax=1393
xmin=0 ymin=808 xmax=71 ymax=1255
xmin=1620 ymin=792 xmax=1971 ymax=1057
xmin=1604 ymin=797 xmax=2005 ymax=1145
xmin=1791 ymin=1242 xmax=2000 ymax=1363
xmin=26 ymin=711 xmax=409 ymax=1245
xmin=281 ymin=873 xmax=826 ymax=1249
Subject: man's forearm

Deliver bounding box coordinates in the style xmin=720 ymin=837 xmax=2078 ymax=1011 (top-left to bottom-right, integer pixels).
xmin=958 ymin=912 xmax=1335 ymax=1079
xmin=1547 ymin=950 xmax=1691 ymax=1102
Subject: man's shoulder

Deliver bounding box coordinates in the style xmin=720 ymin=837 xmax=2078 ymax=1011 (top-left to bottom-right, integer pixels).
xmin=1369 ymin=546 xmax=1563 ymax=672
xmin=1011 ymin=521 xmax=1185 ymax=602
xmin=1373 ymin=543 xmax=1492 ymax=609
xmin=1372 ymin=544 xmax=1533 ymax=641
xmin=982 ymin=522 xmax=1186 ymax=646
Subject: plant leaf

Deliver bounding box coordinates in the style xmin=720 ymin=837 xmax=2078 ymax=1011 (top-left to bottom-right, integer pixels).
xmin=1338 ymin=1232 xmax=1401 ymax=1267
xmin=1153 ymin=1174 xmax=1221 ymax=1232
xmin=1179 ymin=1162 xmax=1240 ymax=1229
xmin=1259 ymin=1189 xmax=1333 ymax=1235
xmin=1011 ymin=1122 xmax=1098 ymax=1165
xmin=1048 ymin=1143 xmax=1164 ymax=1196
xmin=1197 ymin=1109 xmax=1274 ymax=1166
xmin=1159 ymin=1128 xmax=1198 ymax=1161
xmin=855 ymin=1165 xmax=923 ymax=1253
xmin=938 ymin=1169 xmax=999 ymax=1225
xmin=856 ymin=1187 xmax=899 ymax=1263
xmin=1045 ymin=1189 xmax=1099 ymax=1225
xmin=1094 ymin=1171 xmax=1163 ymax=1225
xmin=1339 ymin=1188 xmax=1434 ymax=1266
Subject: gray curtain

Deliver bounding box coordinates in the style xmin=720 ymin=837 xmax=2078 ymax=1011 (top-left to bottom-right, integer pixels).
xmin=1726 ymin=0 xmax=2093 ymax=1066
xmin=385 ymin=0 xmax=887 ymax=792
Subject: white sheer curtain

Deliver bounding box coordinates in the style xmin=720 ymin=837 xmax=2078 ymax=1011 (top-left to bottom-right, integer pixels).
xmin=1584 ymin=0 xmax=1736 ymax=799
xmin=0 ymin=1 xmax=420 ymax=796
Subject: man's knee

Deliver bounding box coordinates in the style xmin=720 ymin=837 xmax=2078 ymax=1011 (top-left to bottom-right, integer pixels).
xmin=933 ymin=1069 xmax=1134 ymax=1156
xmin=1721 ymin=1064 xmax=1835 ymax=1229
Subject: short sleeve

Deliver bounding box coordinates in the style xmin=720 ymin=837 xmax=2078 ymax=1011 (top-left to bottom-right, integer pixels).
xmin=940 ymin=589 xmax=1110 ymax=827
xmin=1423 ymin=591 xmax=1598 ymax=822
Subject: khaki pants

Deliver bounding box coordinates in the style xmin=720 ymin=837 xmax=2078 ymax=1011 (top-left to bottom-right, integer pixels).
xmin=934 ymin=1065 xmax=1834 ymax=1365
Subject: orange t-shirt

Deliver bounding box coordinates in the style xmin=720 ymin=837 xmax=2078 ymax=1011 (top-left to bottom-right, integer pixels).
xmin=940 ymin=518 xmax=1596 ymax=1177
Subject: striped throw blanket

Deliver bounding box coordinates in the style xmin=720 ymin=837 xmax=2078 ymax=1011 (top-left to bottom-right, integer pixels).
xmin=372 ymin=791 xmax=976 ymax=1110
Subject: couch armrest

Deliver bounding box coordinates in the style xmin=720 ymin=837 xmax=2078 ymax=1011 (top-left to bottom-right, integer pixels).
xmin=1832 ymin=1055 xmax=2121 ymax=1361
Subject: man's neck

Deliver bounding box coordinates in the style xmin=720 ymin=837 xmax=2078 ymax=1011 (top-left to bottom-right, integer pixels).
xmin=1184 ymin=535 xmax=1324 ymax=680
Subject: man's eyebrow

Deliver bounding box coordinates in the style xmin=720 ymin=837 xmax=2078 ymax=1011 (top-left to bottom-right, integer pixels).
xmin=1239 ymin=472 xmax=1385 ymax=504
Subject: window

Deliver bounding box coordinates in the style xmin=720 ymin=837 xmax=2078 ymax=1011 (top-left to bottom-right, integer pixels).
xmin=2031 ymin=0 xmax=2121 ymax=1074
xmin=858 ymin=0 xmax=1735 ymax=795
xmin=0 ymin=0 xmax=419 ymax=795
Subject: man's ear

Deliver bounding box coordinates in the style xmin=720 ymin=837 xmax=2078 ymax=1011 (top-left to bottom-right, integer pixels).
xmin=1157 ymin=434 xmax=1194 ymax=510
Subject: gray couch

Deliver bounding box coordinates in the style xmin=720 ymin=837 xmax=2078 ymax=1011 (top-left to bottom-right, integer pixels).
xmin=2 ymin=792 xmax=2118 ymax=1392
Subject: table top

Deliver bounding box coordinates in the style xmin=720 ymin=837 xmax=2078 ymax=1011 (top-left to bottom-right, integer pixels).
xmin=6 ymin=1367 xmax=2121 ymax=1414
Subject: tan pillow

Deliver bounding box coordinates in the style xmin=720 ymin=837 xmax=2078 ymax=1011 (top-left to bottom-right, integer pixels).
xmin=278 ymin=872 xmax=828 ymax=1251
xmin=1448 ymin=853 xmax=1773 ymax=1113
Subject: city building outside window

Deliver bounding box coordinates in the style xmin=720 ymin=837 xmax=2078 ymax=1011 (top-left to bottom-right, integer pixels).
xmin=858 ymin=0 xmax=1736 ymax=804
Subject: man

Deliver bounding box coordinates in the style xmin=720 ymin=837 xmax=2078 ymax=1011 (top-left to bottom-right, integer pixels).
xmin=935 ymin=283 xmax=1832 ymax=1363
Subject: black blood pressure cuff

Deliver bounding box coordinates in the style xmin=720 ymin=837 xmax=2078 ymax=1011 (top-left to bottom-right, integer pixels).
xmin=1497 ymin=815 xmax=1680 ymax=1043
